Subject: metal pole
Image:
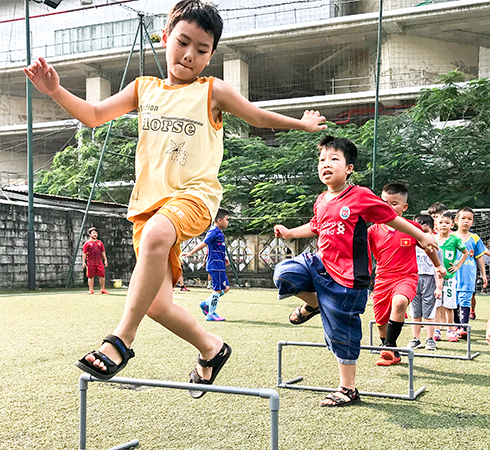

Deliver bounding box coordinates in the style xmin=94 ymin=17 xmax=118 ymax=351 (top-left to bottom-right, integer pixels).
xmin=65 ymin=21 xmax=142 ymax=288
xmin=139 ymin=13 xmax=144 ymax=77
xmin=25 ymin=0 xmax=36 ymax=290
xmin=372 ymin=0 xmax=383 ymax=191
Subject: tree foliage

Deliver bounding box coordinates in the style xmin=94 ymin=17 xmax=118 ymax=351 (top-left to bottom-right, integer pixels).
xmin=35 ymin=75 xmax=490 ymax=230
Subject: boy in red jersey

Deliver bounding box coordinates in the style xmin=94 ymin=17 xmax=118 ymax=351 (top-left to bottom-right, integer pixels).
xmin=368 ymin=183 xmax=446 ymax=366
xmin=82 ymin=227 xmax=109 ymax=294
xmin=273 ymin=137 xmax=439 ymax=407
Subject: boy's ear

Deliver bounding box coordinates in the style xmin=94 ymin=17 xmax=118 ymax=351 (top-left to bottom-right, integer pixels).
xmin=346 ymin=164 xmax=354 ymax=175
xmin=206 ymin=51 xmax=215 ymax=66
xmin=161 ymin=30 xmax=168 ymax=47
xmin=403 ymin=202 xmax=409 ymax=213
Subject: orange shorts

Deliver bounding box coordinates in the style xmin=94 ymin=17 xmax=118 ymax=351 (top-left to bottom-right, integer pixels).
xmin=131 ymin=194 xmax=211 ymax=286
xmin=372 ymin=274 xmax=418 ymax=326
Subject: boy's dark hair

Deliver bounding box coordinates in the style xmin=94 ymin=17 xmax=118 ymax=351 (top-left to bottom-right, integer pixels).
xmin=318 ymin=135 xmax=357 ymax=166
xmin=382 ymin=182 xmax=409 ymax=200
xmin=88 ymin=227 xmax=97 ymax=235
xmin=455 ymin=206 xmax=474 ymax=219
xmin=414 ymin=214 xmax=434 ymax=230
xmin=166 ymin=0 xmax=223 ymax=52
xmin=428 ymin=202 xmax=447 ymax=216
xmin=440 ymin=210 xmax=454 ymax=220
xmin=215 ymin=208 xmax=229 ymax=222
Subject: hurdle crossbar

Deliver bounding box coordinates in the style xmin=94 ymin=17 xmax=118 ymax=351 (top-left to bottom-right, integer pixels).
xmin=368 ymin=320 xmax=480 ymax=360
xmin=79 ymin=373 xmax=280 ymax=450
xmin=277 ymin=341 xmax=426 ymax=400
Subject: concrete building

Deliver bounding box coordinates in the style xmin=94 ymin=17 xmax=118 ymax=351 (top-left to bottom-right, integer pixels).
xmin=2 ymin=0 xmax=490 ymax=186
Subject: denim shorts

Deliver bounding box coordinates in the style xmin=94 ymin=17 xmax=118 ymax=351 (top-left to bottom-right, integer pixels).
xmin=273 ymin=252 xmax=368 ymax=364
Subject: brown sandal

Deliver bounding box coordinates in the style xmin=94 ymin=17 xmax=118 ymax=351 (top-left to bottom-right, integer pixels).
xmin=289 ymin=304 xmax=320 ymax=325
xmin=320 ymin=387 xmax=360 ymax=407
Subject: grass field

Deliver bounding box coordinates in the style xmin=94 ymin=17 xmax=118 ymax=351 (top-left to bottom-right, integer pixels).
xmin=1 ymin=287 xmax=490 ymax=450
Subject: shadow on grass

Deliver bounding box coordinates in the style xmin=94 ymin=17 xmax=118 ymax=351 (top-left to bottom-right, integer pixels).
xmin=358 ymin=398 xmax=490 ymax=430
xmin=225 ymin=319 xmax=322 ymax=329
xmin=413 ymin=365 xmax=490 ymax=387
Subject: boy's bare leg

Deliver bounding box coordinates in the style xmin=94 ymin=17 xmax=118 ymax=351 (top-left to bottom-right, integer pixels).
xmin=411 ymin=317 xmax=422 ymax=340
xmin=88 ymin=277 xmax=95 ymax=291
xmin=289 ymin=291 xmax=319 ymax=321
xmin=444 ymin=307 xmax=454 ymax=327
xmin=146 ymin=263 xmax=223 ymax=381
xmin=84 ymin=214 xmax=179 ymax=371
xmin=424 ymin=318 xmax=435 ymax=339
xmin=378 ymin=294 xmax=409 ymax=340
xmin=320 ymin=363 xmax=356 ymax=406
xmin=99 ymin=277 xmax=106 ymax=290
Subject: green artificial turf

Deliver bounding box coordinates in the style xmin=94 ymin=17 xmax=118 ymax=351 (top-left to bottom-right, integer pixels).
xmin=1 ymin=288 xmax=489 ymax=449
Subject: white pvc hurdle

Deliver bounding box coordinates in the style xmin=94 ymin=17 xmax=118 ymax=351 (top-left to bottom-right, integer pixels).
xmin=368 ymin=320 xmax=481 ymax=360
xmin=277 ymin=341 xmax=426 ymax=400
xmin=79 ymin=373 xmax=280 ymax=450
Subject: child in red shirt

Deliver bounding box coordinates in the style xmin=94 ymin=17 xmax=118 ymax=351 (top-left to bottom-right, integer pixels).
xmin=368 ymin=183 xmax=446 ymax=366
xmin=274 ymin=138 xmax=439 ymax=407
xmin=82 ymin=227 xmax=109 ymax=294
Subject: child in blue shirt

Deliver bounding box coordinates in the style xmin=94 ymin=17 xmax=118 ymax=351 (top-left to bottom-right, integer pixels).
xmin=454 ymin=207 xmax=488 ymax=337
xmin=182 ymin=208 xmax=230 ymax=321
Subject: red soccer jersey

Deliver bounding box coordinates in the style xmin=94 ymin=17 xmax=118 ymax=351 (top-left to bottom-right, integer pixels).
xmin=82 ymin=239 xmax=106 ymax=266
xmin=368 ymin=219 xmax=423 ymax=280
xmin=309 ymin=185 xmax=397 ymax=289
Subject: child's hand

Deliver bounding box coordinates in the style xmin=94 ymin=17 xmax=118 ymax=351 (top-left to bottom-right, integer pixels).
xmin=418 ymin=233 xmax=439 ymax=252
xmin=274 ymin=225 xmax=290 ymax=239
xmin=482 ymin=274 xmax=488 ymax=289
xmin=434 ymin=287 xmax=442 ymax=300
xmin=181 ymin=252 xmax=190 ymax=258
xmin=23 ymin=57 xmax=60 ymax=96
xmin=435 ymin=265 xmax=446 ymax=279
xmin=300 ymin=110 xmax=328 ymax=132
xmin=448 ymin=262 xmax=459 ymax=274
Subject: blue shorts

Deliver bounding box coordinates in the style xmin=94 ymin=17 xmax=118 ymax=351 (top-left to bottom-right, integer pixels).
xmin=273 ymin=253 xmax=368 ymax=364
xmin=210 ymin=270 xmax=229 ymax=292
xmin=456 ymin=290 xmax=473 ymax=308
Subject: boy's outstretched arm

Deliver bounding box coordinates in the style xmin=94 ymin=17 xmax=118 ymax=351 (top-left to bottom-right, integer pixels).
xmin=386 ymin=216 xmax=439 ymax=251
xmin=181 ymin=241 xmax=207 ymax=258
xmin=24 ymin=57 xmax=137 ymax=128
xmin=212 ymin=78 xmax=327 ymax=132
xmin=425 ymin=248 xmax=446 ymax=279
xmin=274 ymin=223 xmax=315 ymax=240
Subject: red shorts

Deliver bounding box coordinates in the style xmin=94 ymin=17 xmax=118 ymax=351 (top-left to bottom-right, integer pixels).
xmin=372 ymin=274 xmax=418 ymax=326
xmin=86 ymin=264 xmax=105 ymax=278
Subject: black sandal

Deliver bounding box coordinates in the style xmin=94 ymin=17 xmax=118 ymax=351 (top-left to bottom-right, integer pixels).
xmin=188 ymin=342 xmax=232 ymax=399
xmin=75 ymin=334 xmax=135 ymax=381
xmin=289 ymin=304 xmax=320 ymax=325
xmin=320 ymin=387 xmax=360 ymax=407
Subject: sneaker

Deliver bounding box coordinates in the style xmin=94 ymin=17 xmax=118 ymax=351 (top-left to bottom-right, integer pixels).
xmin=100 ymin=289 xmax=108 ymax=294
xmin=425 ymin=338 xmax=437 ymax=350
xmin=434 ymin=329 xmax=441 ymax=341
xmin=87 ymin=289 xmax=94 ymax=295
xmin=180 ymin=286 xmax=190 ymax=292
xmin=469 ymin=311 xmax=476 ymax=320
xmin=407 ymin=338 xmax=422 ymax=350
xmin=206 ymin=313 xmax=225 ymax=321
xmin=207 ymin=283 xmax=212 ymax=289
xmin=447 ymin=329 xmax=459 ymax=342
xmin=199 ymin=301 xmax=209 ymax=316
xmin=376 ymin=350 xmax=401 ymax=366
xmin=456 ymin=327 xmax=468 ymax=340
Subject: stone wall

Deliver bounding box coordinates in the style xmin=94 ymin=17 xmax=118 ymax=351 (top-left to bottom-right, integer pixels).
xmin=0 ymin=200 xmax=316 ymax=290
xmin=0 ymin=200 xmax=135 ymax=290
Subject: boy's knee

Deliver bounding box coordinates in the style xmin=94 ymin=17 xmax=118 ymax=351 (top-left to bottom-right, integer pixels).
xmin=141 ymin=218 xmax=175 ymax=253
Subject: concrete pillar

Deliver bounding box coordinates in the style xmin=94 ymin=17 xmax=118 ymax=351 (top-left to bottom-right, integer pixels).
xmin=479 ymin=47 xmax=490 ymax=78
xmin=223 ymin=53 xmax=249 ymax=99
xmin=86 ymin=75 xmax=111 ymax=104
xmin=223 ymin=53 xmax=249 ymax=137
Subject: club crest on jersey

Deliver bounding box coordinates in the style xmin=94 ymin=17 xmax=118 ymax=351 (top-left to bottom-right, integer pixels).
xmin=469 ymin=249 xmax=474 ymax=257
xmin=339 ymin=206 xmax=350 ymax=220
